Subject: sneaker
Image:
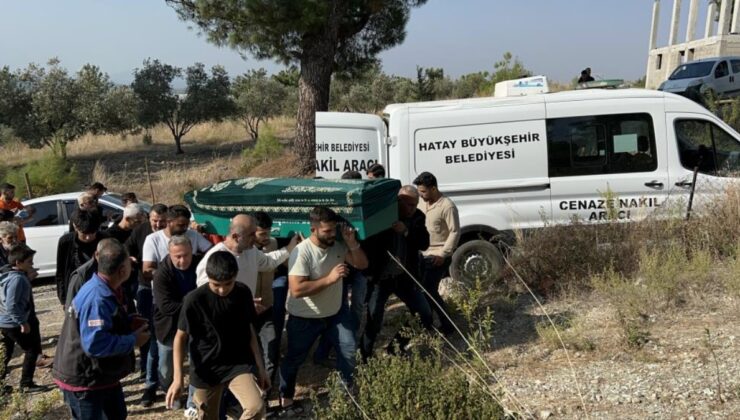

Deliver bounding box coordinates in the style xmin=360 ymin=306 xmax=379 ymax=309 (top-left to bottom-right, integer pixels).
xmin=140 ymin=386 xmax=157 ymax=408
xmin=184 ymin=406 xmax=198 ymax=419
xmin=19 ymin=383 xmax=47 ymax=394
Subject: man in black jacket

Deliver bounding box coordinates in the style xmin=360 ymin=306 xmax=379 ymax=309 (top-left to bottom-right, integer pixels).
xmin=55 ymin=210 xmax=109 ymax=306
xmin=359 ymin=185 xmax=433 ymax=360
xmin=152 ymin=235 xmax=199 ymax=411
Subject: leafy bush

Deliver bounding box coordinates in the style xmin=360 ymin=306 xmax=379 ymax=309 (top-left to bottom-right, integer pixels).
xmin=5 ymin=154 xmax=78 ymax=197
xmin=240 ymin=126 xmax=283 ymax=174
xmin=314 ymin=347 xmax=505 ymax=420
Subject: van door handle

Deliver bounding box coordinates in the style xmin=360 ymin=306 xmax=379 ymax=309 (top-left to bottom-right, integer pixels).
xmin=644 ymin=180 xmax=664 ymax=188
xmin=675 ymin=180 xmax=693 ymax=187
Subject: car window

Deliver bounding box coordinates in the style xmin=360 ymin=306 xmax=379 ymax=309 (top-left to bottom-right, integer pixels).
xmin=99 ymin=203 xmax=122 ymax=224
xmin=715 ymin=61 xmax=729 ymax=78
xmin=675 ymin=119 xmax=740 ymax=177
xmin=731 ymin=60 xmax=740 ymax=74
xmin=24 ymin=200 xmax=60 ymax=227
xmin=63 ymin=200 xmax=76 ymax=223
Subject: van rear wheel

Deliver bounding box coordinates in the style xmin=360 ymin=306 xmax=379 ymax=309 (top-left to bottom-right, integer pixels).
xmin=450 ymin=240 xmax=503 ymax=286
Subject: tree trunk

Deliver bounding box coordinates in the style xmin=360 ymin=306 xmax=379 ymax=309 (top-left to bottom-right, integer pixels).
xmin=51 ymin=136 xmax=67 ymax=159
xmin=295 ymin=27 xmax=338 ymax=175
xmin=295 ymin=55 xmax=334 ymax=175
xmin=174 ymin=134 xmax=184 ymax=154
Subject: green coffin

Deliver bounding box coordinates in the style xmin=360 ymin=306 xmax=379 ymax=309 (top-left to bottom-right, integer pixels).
xmin=183 ymin=177 xmax=401 ymax=239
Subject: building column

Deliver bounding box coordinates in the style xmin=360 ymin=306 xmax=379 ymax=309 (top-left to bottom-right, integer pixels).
xmin=686 ymin=0 xmax=699 ymax=42
xmin=669 ymin=0 xmax=682 ymax=45
xmin=732 ymin=0 xmax=740 ymax=33
xmin=719 ymin=0 xmax=732 ymax=34
xmin=650 ymin=0 xmax=661 ymax=50
xmin=706 ymin=0 xmax=718 ymax=37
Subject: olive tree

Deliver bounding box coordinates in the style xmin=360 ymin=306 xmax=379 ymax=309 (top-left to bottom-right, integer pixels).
xmin=132 ymin=59 xmax=234 ymax=154
xmin=232 ymin=68 xmax=287 ymax=140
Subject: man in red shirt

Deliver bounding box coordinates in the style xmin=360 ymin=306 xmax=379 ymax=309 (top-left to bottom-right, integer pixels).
xmin=0 ymin=184 xmax=30 ymax=243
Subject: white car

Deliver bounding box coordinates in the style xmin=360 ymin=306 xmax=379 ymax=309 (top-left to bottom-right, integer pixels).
xmin=22 ymin=192 xmax=150 ymax=278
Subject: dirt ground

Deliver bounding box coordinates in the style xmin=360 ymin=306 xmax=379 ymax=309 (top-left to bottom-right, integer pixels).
xmin=5 ymin=277 xmax=740 ymax=419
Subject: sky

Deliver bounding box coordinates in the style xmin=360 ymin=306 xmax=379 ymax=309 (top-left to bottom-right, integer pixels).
xmin=0 ymin=0 xmax=715 ymax=84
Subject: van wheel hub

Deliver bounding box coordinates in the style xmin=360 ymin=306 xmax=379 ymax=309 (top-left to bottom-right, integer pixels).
xmin=462 ymin=253 xmax=491 ymax=279
xmin=449 ymin=239 xmax=503 ymax=285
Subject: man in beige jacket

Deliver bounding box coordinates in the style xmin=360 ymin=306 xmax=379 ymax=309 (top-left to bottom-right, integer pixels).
xmin=413 ymin=171 xmax=460 ymax=335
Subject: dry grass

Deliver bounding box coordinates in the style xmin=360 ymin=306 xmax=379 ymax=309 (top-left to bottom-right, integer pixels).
xmin=1 ymin=118 xmax=297 ymax=205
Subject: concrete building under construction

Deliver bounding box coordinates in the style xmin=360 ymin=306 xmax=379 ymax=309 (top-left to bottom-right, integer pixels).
xmin=646 ymin=0 xmax=740 ymax=89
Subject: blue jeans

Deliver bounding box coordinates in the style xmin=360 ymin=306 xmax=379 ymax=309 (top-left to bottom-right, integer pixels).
xmin=279 ymin=309 xmax=356 ymax=399
xmin=63 ymin=384 xmax=127 ymax=420
xmin=136 ymin=285 xmax=159 ymax=390
xmin=421 ymin=256 xmax=454 ymax=332
xmin=314 ymin=271 xmax=366 ymax=362
xmin=360 ymin=274 xmax=433 ymax=359
xmin=157 ymin=340 xmax=195 ymax=409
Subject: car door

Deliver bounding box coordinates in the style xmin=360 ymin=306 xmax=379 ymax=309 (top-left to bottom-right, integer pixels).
xmin=665 ymin=114 xmax=740 ymax=214
xmin=710 ymin=60 xmax=732 ymax=96
xmin=23 ymin=199 xmax=67 ymax=278
xmin=729 ymin=60 xmax=740 ymax=97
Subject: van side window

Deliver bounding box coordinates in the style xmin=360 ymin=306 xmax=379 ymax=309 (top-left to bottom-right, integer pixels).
xmin=715 ymin=61 xmax=729 ymax=78
xmin=675 ymin=119 xmax=740 ymax=176
xmin=547 ymin=113 xmax=657 ymax=177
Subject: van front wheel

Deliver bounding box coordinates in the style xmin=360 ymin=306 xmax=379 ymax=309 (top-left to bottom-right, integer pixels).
xmin=450 ymin=240 xmax=503 ymax=286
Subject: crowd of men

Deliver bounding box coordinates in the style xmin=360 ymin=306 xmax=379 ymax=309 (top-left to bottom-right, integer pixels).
xmin=0 ymin=166 xmax=461 ymax=420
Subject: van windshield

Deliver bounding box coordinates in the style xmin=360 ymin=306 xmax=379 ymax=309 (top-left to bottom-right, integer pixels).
xmin=668 ymin=62 xmax=714 ymax=80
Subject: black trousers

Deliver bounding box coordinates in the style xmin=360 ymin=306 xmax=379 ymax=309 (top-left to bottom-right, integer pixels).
xmin=0 ymin=317 xmax=41 ymax=386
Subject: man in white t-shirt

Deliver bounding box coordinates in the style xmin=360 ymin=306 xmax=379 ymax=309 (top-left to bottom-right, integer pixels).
xmin=195 ymin=214 xmax=299 ymax=385
xmin=139 ymin=204 xmax=212 ymax=406
xmin=278 ymin=206 xmax=367 ymax=412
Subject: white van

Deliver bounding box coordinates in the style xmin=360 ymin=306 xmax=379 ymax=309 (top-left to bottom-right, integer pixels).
xmin=315 ymin=89 xmax=740 ymax=282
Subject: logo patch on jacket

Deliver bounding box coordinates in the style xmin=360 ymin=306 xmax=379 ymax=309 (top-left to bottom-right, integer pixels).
xmin=87 ymin=319 xmax=104 ymax=327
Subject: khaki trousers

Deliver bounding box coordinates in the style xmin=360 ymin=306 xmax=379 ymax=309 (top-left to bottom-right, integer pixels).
xmin=192 ymin=373 xmax=265 ymax=420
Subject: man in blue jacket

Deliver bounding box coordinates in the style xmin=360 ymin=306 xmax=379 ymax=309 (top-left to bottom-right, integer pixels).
xmin=52 ymin=238 xmax=150 ymax=420
xmin=0 ymin=244 xmax=45 ymax=393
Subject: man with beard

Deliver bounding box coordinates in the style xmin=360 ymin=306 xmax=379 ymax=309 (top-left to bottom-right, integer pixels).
xmin=139 ymin=205 xmax=212 ymax=407
xmin=413 ymin=171 xmax=460 ymax=335
xmin=360 ymin=185 xmax=433 ymax=360
xmin=277 ymin=206 xmax=367 ymax=415
xmin=0 ymin=221 xmax=19 ymax=267
xmin=56 ymin=210 xmax=110 ymax=306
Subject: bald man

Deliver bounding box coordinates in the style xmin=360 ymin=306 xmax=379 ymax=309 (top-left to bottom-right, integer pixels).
xmin=196 ymin=214 xmax=300 ymax=385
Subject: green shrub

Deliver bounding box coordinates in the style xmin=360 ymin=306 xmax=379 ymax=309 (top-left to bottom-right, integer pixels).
xmin=240 ymin=126 xmax=283 ymax=174
xmin=5 ymin=154 xmax=78 ymax=198
xmin=314 ymin=347 xmax=505 ymax=420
